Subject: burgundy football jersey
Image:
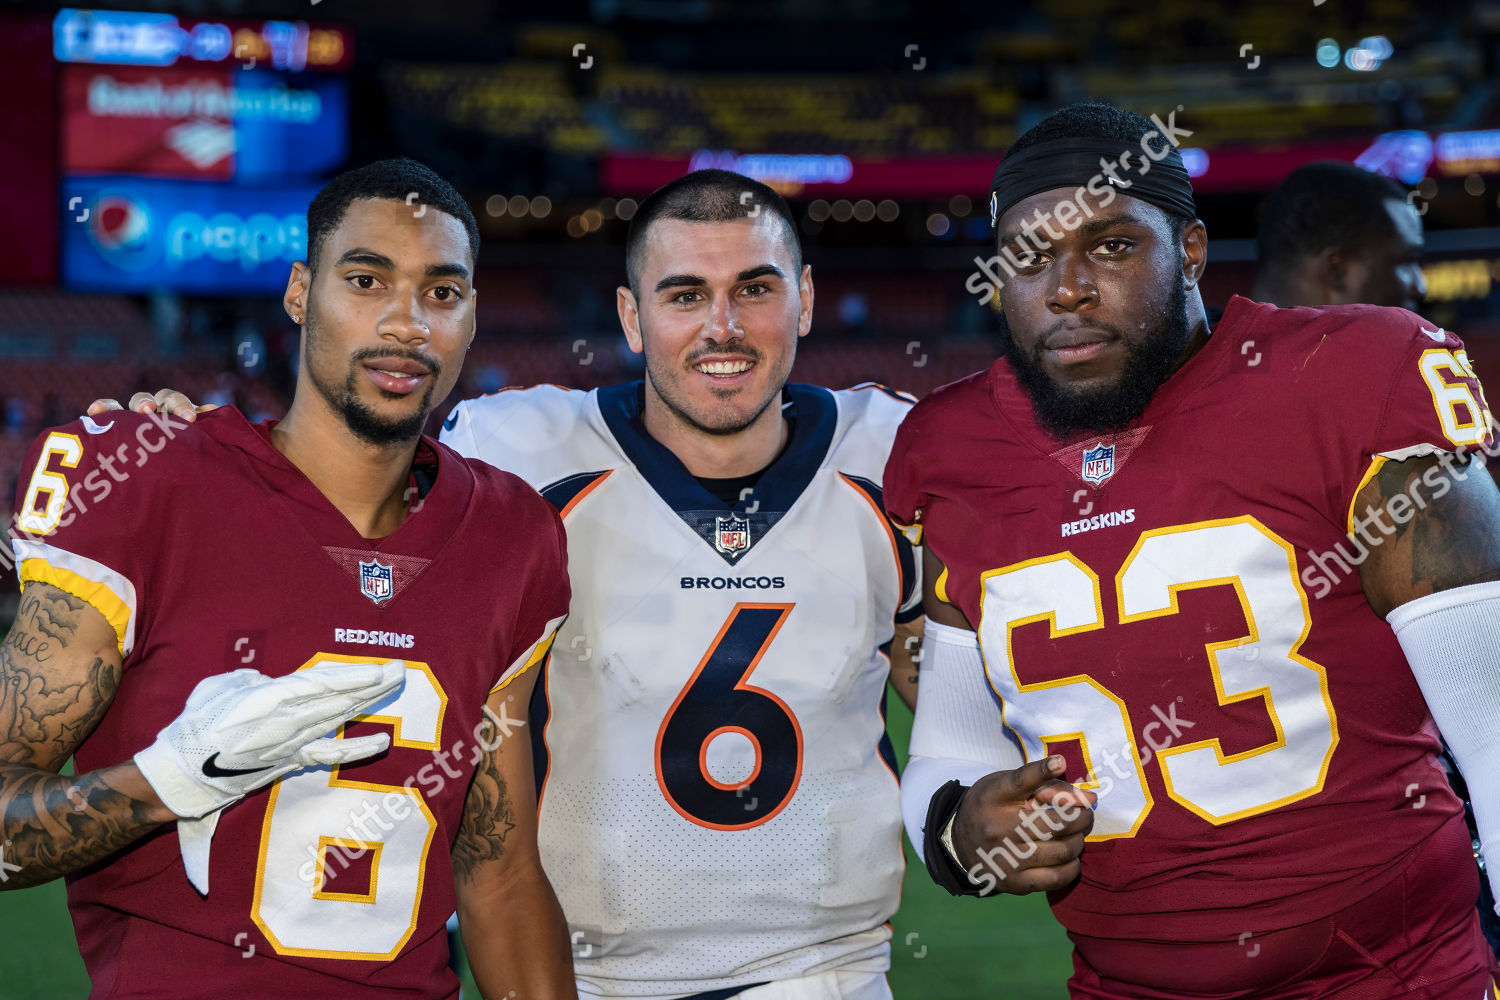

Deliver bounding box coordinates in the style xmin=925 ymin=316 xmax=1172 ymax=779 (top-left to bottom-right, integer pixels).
xmin=10 ymin=407 xmax=569 ymax=999
xmin=885 ymin=296 xmax=1496 ymax=945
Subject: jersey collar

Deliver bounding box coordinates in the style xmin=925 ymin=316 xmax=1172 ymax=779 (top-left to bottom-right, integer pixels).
xmin=595 ymin=380 xmax=838 ymax=563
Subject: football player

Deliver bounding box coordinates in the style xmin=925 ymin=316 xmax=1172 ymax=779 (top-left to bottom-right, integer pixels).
xmin=8 ymin=159 xmax=575 ymax=998
xmin=887 ymin=103 xmax=1500 ymax=997
xmin=100 ymin=168 xmax=923 ymax=999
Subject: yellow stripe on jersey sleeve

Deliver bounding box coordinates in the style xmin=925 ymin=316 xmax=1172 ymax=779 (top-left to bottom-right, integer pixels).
xmin=14 ymin=540 xmax=138 ymax=658
xmin=490 ymin=614 xmax=567 ymax=693
xmin=1347 ymin=455 xmax=1389 ymax=538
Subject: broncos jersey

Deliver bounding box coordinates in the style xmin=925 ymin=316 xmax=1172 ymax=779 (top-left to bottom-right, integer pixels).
xmin=441 ymin=381 xmax=920 ymax=998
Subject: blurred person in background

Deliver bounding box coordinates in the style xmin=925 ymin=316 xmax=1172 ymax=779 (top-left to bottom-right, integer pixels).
xmin=1251 ymin=160 xmax=1428 ymax=313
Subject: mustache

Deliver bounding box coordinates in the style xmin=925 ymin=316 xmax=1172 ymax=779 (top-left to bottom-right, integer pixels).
xmin=686 ymin=340 xmax=761 ymax=365
xmin=1038 ymin=318 xmax=1123 ymax=348
xmin=349 ymin=346 xmax=441 ymax=376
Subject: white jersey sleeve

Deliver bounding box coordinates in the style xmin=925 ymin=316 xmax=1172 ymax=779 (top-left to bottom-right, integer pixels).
xmin=439 ymin=385 xmax=616 ymax=492
xmin=827 ymin=384 xmax=923 ymax=621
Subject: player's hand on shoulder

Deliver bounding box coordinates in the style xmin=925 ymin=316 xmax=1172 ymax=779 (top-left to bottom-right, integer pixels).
xmin=952 ymin=754 xmax=1097 ymax=894
xmin=87 ymin=388 xmax=215 ymax=423
xmin=134 ymin=660 xmax=406 ymax=819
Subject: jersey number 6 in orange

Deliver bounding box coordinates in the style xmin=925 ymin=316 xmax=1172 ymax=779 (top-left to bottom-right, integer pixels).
xmin=655 ymin=603 xmax=802 ymax=830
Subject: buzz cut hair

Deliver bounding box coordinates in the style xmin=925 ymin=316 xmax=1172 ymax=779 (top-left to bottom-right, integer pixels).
xmin=1255 ymin=160 xmax=1411 ymax=277
xmin=305 ymin=157 xmax=480 ymax=274
xmin=624 ymin=169 xmax=802 ymax=296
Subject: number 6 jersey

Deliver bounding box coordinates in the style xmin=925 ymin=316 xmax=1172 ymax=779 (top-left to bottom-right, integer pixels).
xmin=10 ymin=407 xmax=569 ymax=999
xmin=884 ymin=295 xmax=1497 ymax=952
xmin=442 ymin=381 xmax=920 ymax=998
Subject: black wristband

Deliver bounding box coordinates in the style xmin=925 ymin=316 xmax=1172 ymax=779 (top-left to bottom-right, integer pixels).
xmin=923 ymin=779 xmax=985 ymax=896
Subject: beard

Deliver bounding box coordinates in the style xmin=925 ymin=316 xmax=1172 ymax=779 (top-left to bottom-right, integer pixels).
xmin=1000 ymin=280 xmax=1191 ymax=439
xmin=641 ymin=322 xmax=785 ymax=437
xmin=303 ymin=304 xmax=440 ymax=447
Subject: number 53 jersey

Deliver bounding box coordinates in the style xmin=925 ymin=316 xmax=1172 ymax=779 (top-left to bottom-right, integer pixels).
xmin=442 ymin=381 xmax=919 ymax=997
xmin=884 ymin=296 xmax=1496 ymax=945
xmin=10 ymin=408 xmax=569 ymax=999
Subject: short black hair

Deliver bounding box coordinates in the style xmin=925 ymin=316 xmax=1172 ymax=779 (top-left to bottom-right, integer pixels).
xmin=1007 ymin=101 xmax=1193 ymax=235
xmin=1255 ymin=161 xmax=1410 ymax=275
xmin=624 ymin=170 xmax=801 ymax=296
xmin=305 ymin=157 xmax=479 ymax=273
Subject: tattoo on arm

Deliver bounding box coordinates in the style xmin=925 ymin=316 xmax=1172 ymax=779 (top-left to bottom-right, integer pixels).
xmin=2 ymin=586 xmax=118 ymax=770
xmin=1358 ymin=454 xmax=1500 ymax=616
xmin=0 ymin=764 xmax=162 ymax=888
xmin=0 ymin=582 xmax=165 ymax=890
xmin=451 ymin=743 xmax=516 ymax=884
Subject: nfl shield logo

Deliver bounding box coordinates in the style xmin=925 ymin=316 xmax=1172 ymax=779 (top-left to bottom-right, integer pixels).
xmin=715 ymin=514 xmax=751 ymax=557
xmin=359 ymin=557 xmax=394 ymax=604
xmin=1082 ymin=443 xmax=1115 ymax=486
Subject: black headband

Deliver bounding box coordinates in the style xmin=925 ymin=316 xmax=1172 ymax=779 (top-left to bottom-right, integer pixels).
xmin=988 ymin=136 xmax=1198 ymax=230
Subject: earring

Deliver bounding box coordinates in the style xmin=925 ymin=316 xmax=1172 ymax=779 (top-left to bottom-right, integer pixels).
xmin=293 ymin=315 xmax=301 ymax=324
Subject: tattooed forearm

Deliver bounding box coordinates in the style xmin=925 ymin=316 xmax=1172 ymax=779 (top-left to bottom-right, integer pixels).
xmin=1357 ymin=453 xmax=1500 ymax=616
xmin=0 ymin=763 xmax=166 ymax=889
xmin=452 ymin=746 xmax=516 ymax=883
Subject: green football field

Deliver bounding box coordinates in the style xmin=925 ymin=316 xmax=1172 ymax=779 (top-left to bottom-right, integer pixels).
xmin=0 ymin=698 xmax=1074 ymax=998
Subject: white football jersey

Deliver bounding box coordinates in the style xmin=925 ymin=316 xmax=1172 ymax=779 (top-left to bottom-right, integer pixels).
xmin=441 ymin=380 xmax=920 ymax=999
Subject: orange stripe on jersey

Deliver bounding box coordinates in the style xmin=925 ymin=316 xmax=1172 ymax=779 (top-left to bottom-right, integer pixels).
xmin=847 ymin=381 xmax=918 ymax=405
xmin=559 ymin=469 xmax=613 ymax=520
xmin=839 ymin=472 xmax=904 ymax=601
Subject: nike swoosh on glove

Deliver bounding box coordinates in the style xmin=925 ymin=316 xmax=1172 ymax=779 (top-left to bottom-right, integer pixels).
xmin=134 ymin=660 xmax=407 ymax=893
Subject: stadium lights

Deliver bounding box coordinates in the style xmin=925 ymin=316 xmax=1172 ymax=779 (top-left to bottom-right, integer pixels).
xmin=1343 ymin=36 xmax=1393 ymax=72
xmin=804 ymin=198 xmax=899 ymax=223
xmin=1179 ymin=148 xmax=1209 ymax=178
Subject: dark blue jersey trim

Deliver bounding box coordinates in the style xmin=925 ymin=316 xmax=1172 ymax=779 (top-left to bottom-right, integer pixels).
xmin=595 ymin=381 xmax=837 ymax=565
xmin=841 ymin=473 xmax=921 ymax=620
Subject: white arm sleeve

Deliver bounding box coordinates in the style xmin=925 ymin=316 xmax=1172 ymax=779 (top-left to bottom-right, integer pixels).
xmin=902 ymin=619 xmax=1024 ymax=861
xmin=1387 ymin=579 xmax=1500 ymax=916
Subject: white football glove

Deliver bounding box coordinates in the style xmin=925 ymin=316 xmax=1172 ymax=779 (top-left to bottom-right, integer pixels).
xmin=134 ymin=660 xmax=406 ymax=893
